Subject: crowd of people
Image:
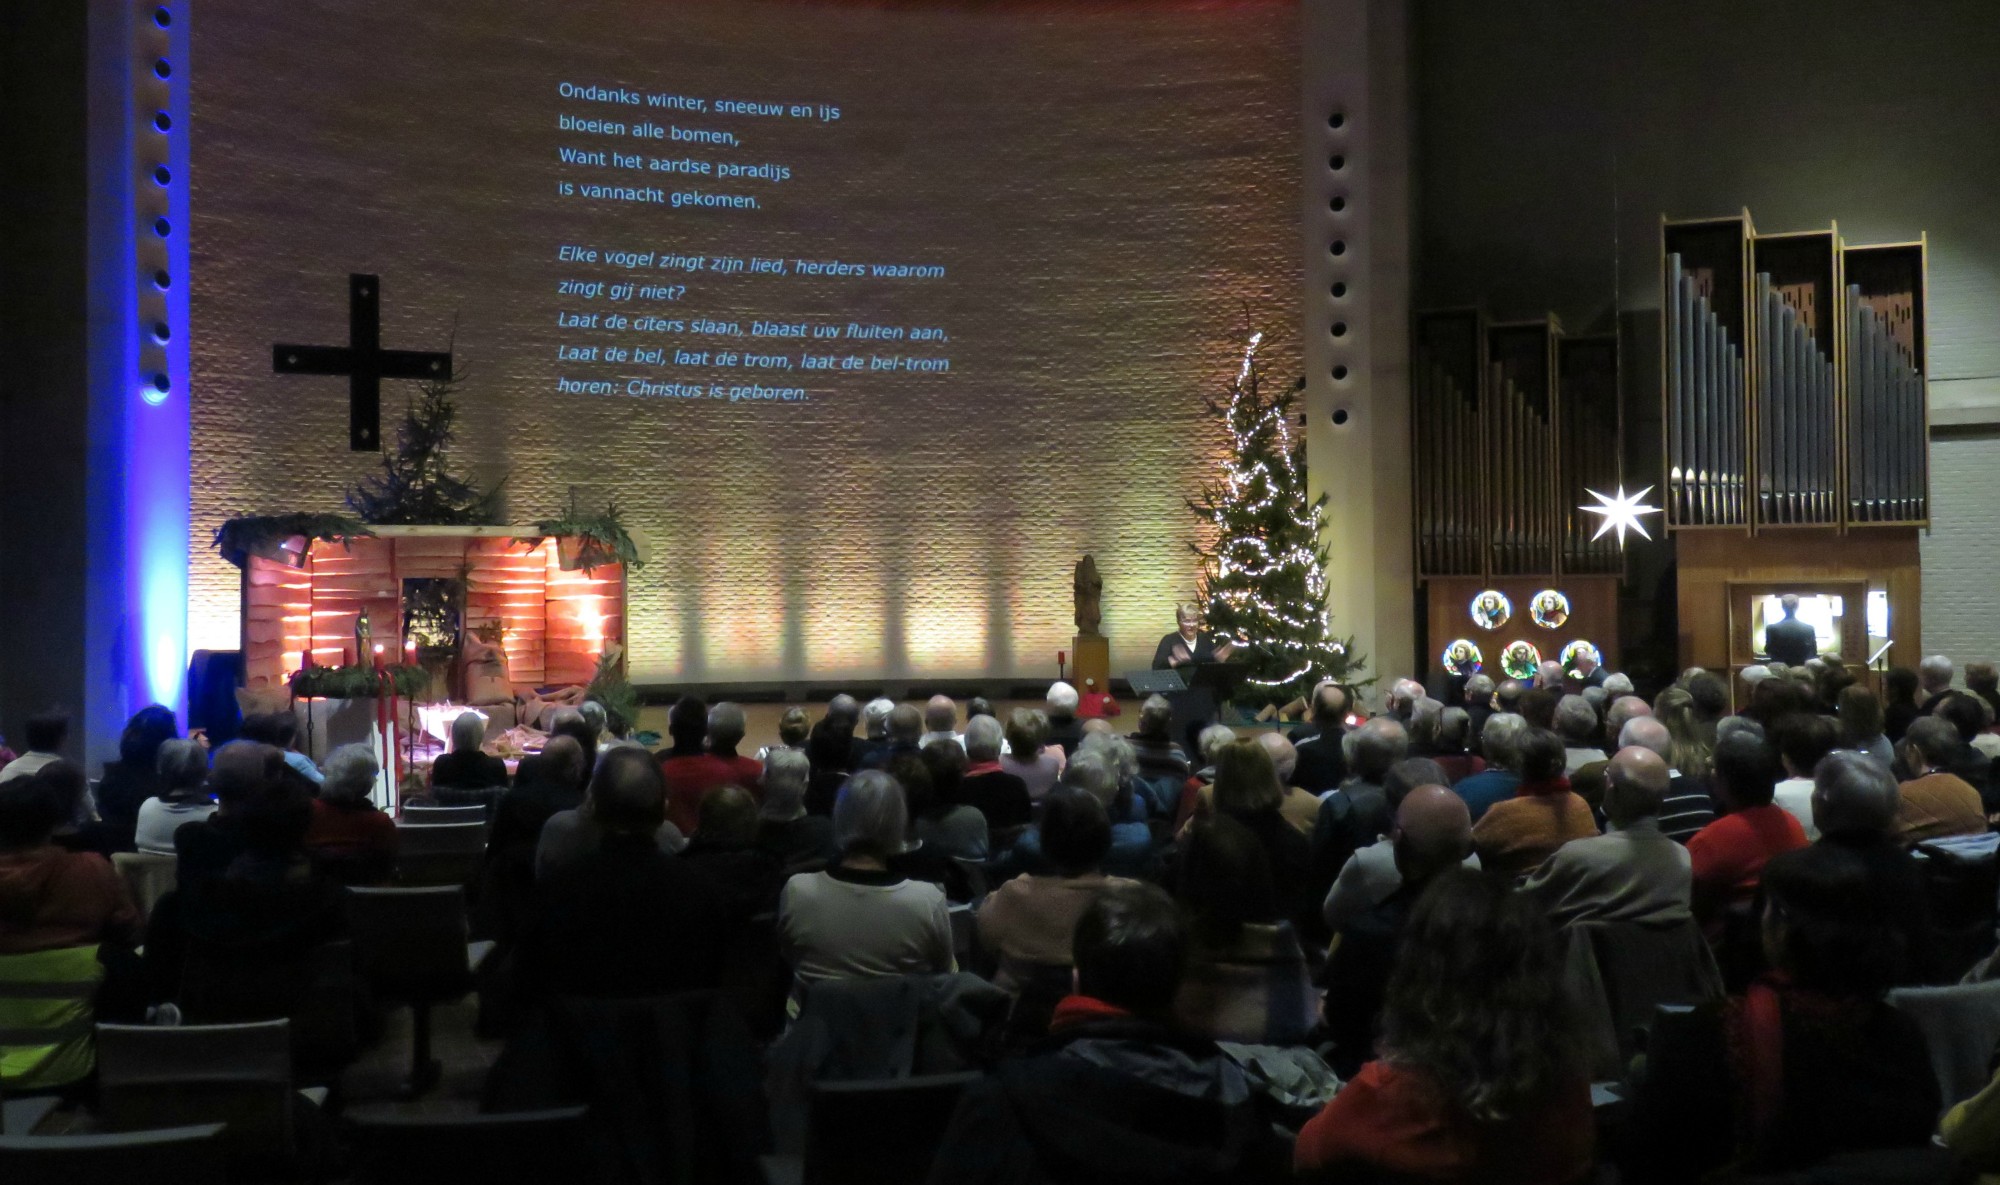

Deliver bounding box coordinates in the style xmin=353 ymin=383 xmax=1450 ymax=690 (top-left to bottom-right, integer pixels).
xmin=3 ymin=651 xmax=1999 ymax=1181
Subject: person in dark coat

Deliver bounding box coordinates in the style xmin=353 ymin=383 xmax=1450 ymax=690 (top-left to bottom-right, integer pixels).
xmin=1291 ymin=682 xmax=1352 ymax=795
xmin=94 ymin=704 xmax=180 ymax=849
xmin=928 ymin=882 xmax=1280 ymax=1185
xmin=1763 ymin=594 xmax=1819 ymax=667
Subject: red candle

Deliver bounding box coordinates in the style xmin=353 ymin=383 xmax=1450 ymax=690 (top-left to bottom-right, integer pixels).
xmin=372 ymin=642 xmax=385 ymax=670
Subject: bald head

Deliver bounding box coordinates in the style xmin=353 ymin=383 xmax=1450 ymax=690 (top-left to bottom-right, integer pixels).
xmin=826 ymin=694 xmax=860 ymax=726
xmin=1618 ymin=714 xmax=1671 ymax=760
xmin=924 ymin=695 xmax=957 ymax=734
xmin=1393 ymin=785 xmax=1472 ymax=883
xmin=1604 ymin=746 xmax=1670 ymax=826
xmin=1255 ymin=729 xmax=1298 ymax=784
xmin=1605 ymin=695 xmax=1652 ymax=748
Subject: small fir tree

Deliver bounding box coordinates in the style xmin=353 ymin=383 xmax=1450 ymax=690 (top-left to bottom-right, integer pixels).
xmin=1187 ymin=331 xmax=1363 ymax=701
xmin=346 ymin=374 xmax=501 ymax=525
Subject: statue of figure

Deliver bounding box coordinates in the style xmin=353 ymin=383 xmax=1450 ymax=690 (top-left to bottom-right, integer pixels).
xmin=1073 ymin=555 xmax=1104 ymax=636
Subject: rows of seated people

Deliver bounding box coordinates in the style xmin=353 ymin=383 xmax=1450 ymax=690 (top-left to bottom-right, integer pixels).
xmin=5 ymin=656 xmax=2000 ymax=1181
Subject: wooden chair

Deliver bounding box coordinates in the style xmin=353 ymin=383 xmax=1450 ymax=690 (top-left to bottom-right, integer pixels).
xmin=109 ymin=852 xmax=177 ymax=925
xmin=762 ymin=1072 xmax=981 ymax=1185
xmin=0 ymin=1122 xmax=225 ymax=1185
xmin=344 ymin=1104 xmax=588 ymax=1185
xmin=346 ymin=886 xmax=489 ymax=1096
xmin=0 ymin=945 xmax=103 ymax=1095
xmin=394 ymin=821 xmax=488 ymax=887
xmin=95 ymin=1018 xmax=325 ymax=1164
xmin=400 ymin=804 xmax=488 ymax=827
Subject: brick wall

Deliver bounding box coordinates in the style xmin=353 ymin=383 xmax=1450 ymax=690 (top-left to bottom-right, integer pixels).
xmin=1921 ymin=435 xmax=2000 ymax=665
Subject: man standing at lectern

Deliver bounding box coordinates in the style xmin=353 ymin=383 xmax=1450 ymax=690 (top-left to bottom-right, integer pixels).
xmin=1152 ymin=605 xmax=1236 ymax=671
xmin=1765 ymin=594 xmax=1818 ymax=667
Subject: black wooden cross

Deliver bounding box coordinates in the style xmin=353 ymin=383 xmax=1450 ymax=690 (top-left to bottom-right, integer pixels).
xmin=272 ymin=274 xmax=453 ymax=451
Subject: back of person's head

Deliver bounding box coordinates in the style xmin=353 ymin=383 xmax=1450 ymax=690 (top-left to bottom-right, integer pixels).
xmin=922 ymin=696 xmax=957 ymax=735
xmin=668 ymin=696 xmax=709 ymax=748
xmin=1254 ymin=730 xmax=1298 ymax=785
xmin=1387 ymin=678 xmax=1425 ymax=719
xmin=1775 ymin=712 xmax=1841 ymax=778
xmin=1683 ymin=669 xmax=1729 ymax=721
xmin=1516 ymin=728 xmax=1567 ymax=783
xmin=1517 ymin=689 xmax=1558 ymax=731
xmin=1196 ymin=723 xmax=1237 ymax=766
xmin=0 ymin=776 xmax=63 ymax=848
xmin=1604 ymin=746 xmax=1671 ymax=825
xmin=156 ymin=738 xmax=209 ymax=797
xmin=967 ymin=696 xmax=995 ymax=721
xmin=32 ymin=761 xmax=89 ymax=826
xmin=1494 ymin=680 xmax=1525 ymax=712
xmin=1046 ymin=681 xmax=1080 ymax=716
xmin=697 ymin=783 xmax=760 ymax=845
xmin=886 ymin=704 xmax=923 ymax=745
xmin=1617 ymin=715 xmax=1671 ymax=761
xmin=538 ymin=734 xmax=586 ymax=791
xmin=1408 ymin=697 xmax=1444 ymax=750
xmin=887 ymin=752 xmax=935 ymax=818
xmin=1652 ymin=687 xmax=1713 ymax=778
xmin=1534 ymin=660 xmax=1565 ymax=690
xmin=1211 ymin=737 xmax=1281 ymax=816
xmin=1463 ymin=674 xmax=1494 ymax=706
xmin=1716 ymin=715 xmax=1766 ymax=745
xmin=1040 ymin=787 xmax=1112 ymax=877
xmin=862 ymin=698 xmax=895 ymax=740
xmin=1059 ymin=751 xmax=1125 ymax=819
xmin=707 ymin=702 xmax=748 ymax=752
xmin=1601 ymin=672 xmax=1636 ymax=698
xmin=209 ymin=739 xmax=283 ymax=807
xmin=1711 ymin=731 xmax=1782 ymax=809
xmin=1884 ymin=666 xmax=1919 ymax=703
xmin=1936 ymin=691 xmax=1987 ymax=744
xmin=1380 ymin=868 xmax=1580 ymax=1122
xmin=1343 ymin=718 xmax=1409 ymax=783
xmin=1478 ymin=713 xmax=1528 ymax=771
xmin=1003 ymin=708 xmax=1048 ymax=758
xmin=920 ymin=738 xmax=967 ymax=808
xmin=1837 ymin=684 xmax=1884 ymax=745
xmin=1920 ymin=654 xmax=1953 ymax=692
xmin=761 ymin=748 xmax=809 ymax=819
xmin=1072 ymin=881 xmax=1184 ymax=1017
xmin=450 ymin=709 xmax=488 ymax=754
xmin=1552 ymin=695 xmax=1597 ymax=745
xmin=550 ymin=710 xmax=599 ymax=775
xmin=1762 ymin=842 xmax=1904 ymax=997
xmin=1604 ymin=695 xmax=1652 ymax=748
xmin=1392 ymin=785 xmax=1472 ymax=884
xmin=963 ymin=714 xmax=1004 ymax=763
xmin=1176 ymin=813 xmax=1278 ymax=942
xmin=1900 ymin=715 xmax=1961 ymax=771
xmin=241 ymin=710 xmax=300 ymax=751
xmin=1137 ymin=695 xmax=1174 ymax=740
xmin=23 ymin=711 xmax=69 ymax=755
xmin=1967 ymin=662 xmax=1999 ymax=695
xmin=1811 ymin=749 xmax=1899 ymax=838
xmin=577 ymin=700 xmax=609 ymax=737
xmin=1437 ymin=706 xmax=1471 ymax=754
xmin=833 ymin=769 xmax=906 ymax=859
xmin=1313 ymin=681 xmax=1352 ymax=723
xmin=1076 ymin=731 xmax=1139 ymax=789
xmin=322 ymin=743 xmax=380 ymax=805
xmin=777 ymin=706 xmax=811 ymax=748
xmin=1383 ymin=757 xmax=1450 ymax=812
xmin=589 ymin=746 xmax=668 ymax=835
xmin=238 ymin=774 xmax=314 ymax=857
xmin=824 ymin=693 xmax=861 ymax=728
xmin=119 ymin=704 xmax=178 ymax=770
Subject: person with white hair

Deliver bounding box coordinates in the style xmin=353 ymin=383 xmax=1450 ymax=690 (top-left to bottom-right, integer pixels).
xmin=1603 ymin=694 xmax=1651 ymax=751
xmin=1600 ymin=672 xmax=1635 ymax=698
xmin=1453 ymin=713 xmax=1527 ymax=823
xmin=777 ymin=771 xmax=955 ymax=993
xmin=303 ymin=742 xmax=398 ymax=877
xmin=756 ymin=747 xmax=833 ymax=870
xmin=134 ymin=738 xmax=215 ymax=856
xmin=1553 ymin=695 xmax=1606 ymax=774
xmin=961 ymin=714 xmax=1033 ymax=833
xmin=920 ymin=695 xmax=963 ymax=750
xmin=1572 ymin=647 xmax=1607 ymax=689
xmin=1127 ymin=694 xmax=1191 ymax=797
xmin=1462 ymin=673 xmax=1497 ymax=743
xmin=1045 ymin=681 xmax=1086 ymax=758
xmin=1919 ymin=654 xmax=1956 ymax=714
xmin=431 ymin=709 xmax=507 ymax=791
xmin=1386 ymin=678 xmax=1425 ymax=723
xmin=1534 ymin=661 xmax=1565 ymax=692
xmin=850 ymin=697 xmax=897 ymax=770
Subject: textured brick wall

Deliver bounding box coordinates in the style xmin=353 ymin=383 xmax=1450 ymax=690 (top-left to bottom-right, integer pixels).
xmin=188 ymin=0 xmax=1302 ymax=684
xmin=1922 ymin=435 xmax=2000 ymax=664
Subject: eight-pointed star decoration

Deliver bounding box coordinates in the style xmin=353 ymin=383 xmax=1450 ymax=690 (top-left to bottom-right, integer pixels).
xmin=1581 ymin=485 xmax=1663 ymax=547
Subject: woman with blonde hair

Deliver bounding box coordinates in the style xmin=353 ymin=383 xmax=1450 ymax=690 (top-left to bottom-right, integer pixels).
xmin=1653 ymin=686 xmax=1713 ymax=781
xmin=1198 ymin=738 xmax=1312 ymax=937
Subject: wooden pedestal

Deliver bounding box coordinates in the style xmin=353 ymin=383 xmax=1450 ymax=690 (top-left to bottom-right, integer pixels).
xmin=1071 ymin=634 xmax=1111 ymax=698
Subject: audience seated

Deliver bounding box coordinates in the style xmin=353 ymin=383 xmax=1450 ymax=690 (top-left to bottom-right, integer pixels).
xmin=1044 ymin=681 xmax=1085 ymax=758
xmin=1322 ymin=786 xmax=1472 ymax=1077
xmin=1894 ymin=715 xmax=1987 ymax=843
xmin=660 ymin=697 xmax=751 ymax=833
xmin=1968 ymin=660 xmax=2000 ymax=725
xmin=755 ymin=747 xmax=834 ymax=870
xmin=864 ymin=703 xmax=926 ymax=771
xmin=1687 ymin=730 xmax=1807 ymax=932
xmin=778 ymin=771 xmax=954 ymax=994
xmin=1453 ymin=711 xmax=1526 ymax=822
xmin=1172 ymin=814 xmax=1317 ymax=1045
xmin=804 ymin=693 xmax=860 ymax=814
xmin=978 ymin=789 xmax=1136 ymax=992
xmin=1837 ymin=682 xmax=1896 ymax=769
xmin=303 ymin=743 xmax=399 ymax=882
xmin=920 ymin=695 xmax=963 ymax=750
xmin=1933 ymin=690 xmax=1997 ymax=811
xmin=0 ymin=711 xmax=70 ymax=788
xmin=755 ymin=704 xmax=812 ymax=764
xmin=1463 ymin=673 xmax=1497 ymax=745
xmin=960 ymin=714 xmax=1033 ymax=833
xmin=999 ymin=707 xmax=1064 ymax=801
xmin=1469 ymin=727 xmax=1598 ymax=880
xmin=238 ymin=710 xmax=323 ymax=787
xmin=1293 ymin=682 xmax=1352 ymax=794
xmin=93 ymin=704 xmax=179 ymax=849
xmin=37 ymin=760 xmax=108 ymax=854
xmin=1406 ymin=696 xmax=1445 ymax=758
xmin=1811 ymin=751 xmax=1938 ymax=984
xmin=1300 ymin=869 xmax=1593 ymax=1184
xmin=1012 ymin=752 xmax=1155 ymax=880
xmin=490 ymin=735 xmax=587 ymax=858
xmin=1773 ymin=712 xmax=1840 ymax=838
xmin=1555 ymin=695 xmax=1606 ymax=774
xmin=930 ymin=882 xmax=1278 ymax=1185
xmin=430 ymin=709 xmax=508 ymax=790
xmin=849 ymin=697 xmax=896 ymax=770
xmin=911 ymin=739 xmax=988 ymax=861
xmin=679 ymin=784 xmax=787 ymax=923
xmin=134 ymin=738 xmax=215 ymax=856
xmin=1431 ymin=705 xmax=1485 ymax=785
xmin=535 ymin=749 xmax=686 ymax=881
xmin=546 ymin=707 xmax=600 ymax=784
xmin=1203 ymin=739 xmax=1315 ymax=939
xmin=0 ymin=773 xmax=138 ymax=953
xmin=1524 ymin=746 xmax=1692 ymax=927
xmin=1126 ymin=694 xmax=1191 ymax=810
xmin=1253 ymin=730 xmax=1322 ymax=836
xmin=1613 ymin=714 xmax=1717 ymax=842
xmin=1310 ymin=717 xmax=1407 ymax=896
xmin=1322 ymin=758 xmax=1463 ymax=933
xmin=515 ymin=748 xmax=727 ymax=1005
xmin=1653 ymin=686 xmax=1715 ymax=786
xmin=1623 ymin=841 xmax=1940 ymax=1180
xmin=1918 ymin=653 xmax=1955 ymax=715
xmin=174 ymin=739 xmax=281 ymax=888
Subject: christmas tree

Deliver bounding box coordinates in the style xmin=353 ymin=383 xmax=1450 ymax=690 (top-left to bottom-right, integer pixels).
xmin=1187 ymin=331 xmax=1363 ymax=701
xmin=346 ymin=374 xmax=502 ymax=525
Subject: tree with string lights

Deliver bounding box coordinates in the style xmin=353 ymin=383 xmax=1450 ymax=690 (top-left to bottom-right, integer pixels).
xmin=1186 ymin=330 xmax=1363 ymax=702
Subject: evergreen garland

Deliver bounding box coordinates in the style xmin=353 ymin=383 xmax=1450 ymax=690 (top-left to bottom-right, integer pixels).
xmin=346 ymin=374 xmax=502 ymax=525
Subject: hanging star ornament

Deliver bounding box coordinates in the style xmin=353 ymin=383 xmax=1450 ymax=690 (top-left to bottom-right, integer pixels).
xmin=1581 ymin=485 xmax=1663 ymax=546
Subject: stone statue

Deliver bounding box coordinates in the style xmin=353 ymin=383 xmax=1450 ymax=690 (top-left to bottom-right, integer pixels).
xmin=1073 ymin=554 xmax=1103 ymax=637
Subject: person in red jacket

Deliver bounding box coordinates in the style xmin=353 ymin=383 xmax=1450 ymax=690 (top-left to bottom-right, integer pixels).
xmin=659 ymin=698 xmax=763 ymax=835
xmin=1295 ymin=868 xmax=1593 ymax=1184
xmin=1687 ymin=731 xmax=1807 ymax=933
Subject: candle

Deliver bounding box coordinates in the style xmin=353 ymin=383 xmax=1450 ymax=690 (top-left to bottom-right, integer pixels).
xmin=372 ymin=642 xmax=385 ymax=670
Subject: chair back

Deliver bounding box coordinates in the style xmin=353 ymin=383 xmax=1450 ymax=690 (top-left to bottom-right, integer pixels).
xmin=401 ymin=804 xmax=488 ymax=827
xmin=95 ymin=1019 xmax=296 ymax=1157
xmin=1560 ymin=918 xmax=1724 ymax=1079
xmin=179 ymin=940 xmax=360 ymax=1081
xmin=110 ymin=851 xmax=178 ymax=924
xmin=394 ymin=821 xmax=488 ymax=887
xmin=1888 ymin=978 xmax=2000 ymax=1114
xmin=346 ymin=886 xmax=475 ymax=1003
xmin=1916 ymin=841 xmax=2000 ymax=983
xmin=345 ymin=1104 xmax=588 ymax=1185
xmin=804 ymin=1072 xmax=979 ymax=1185
xmin=0 ymin=1123 xmax=225 ymax=1185
xmin=0 ymin=945 xmax=103 ymax=1093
